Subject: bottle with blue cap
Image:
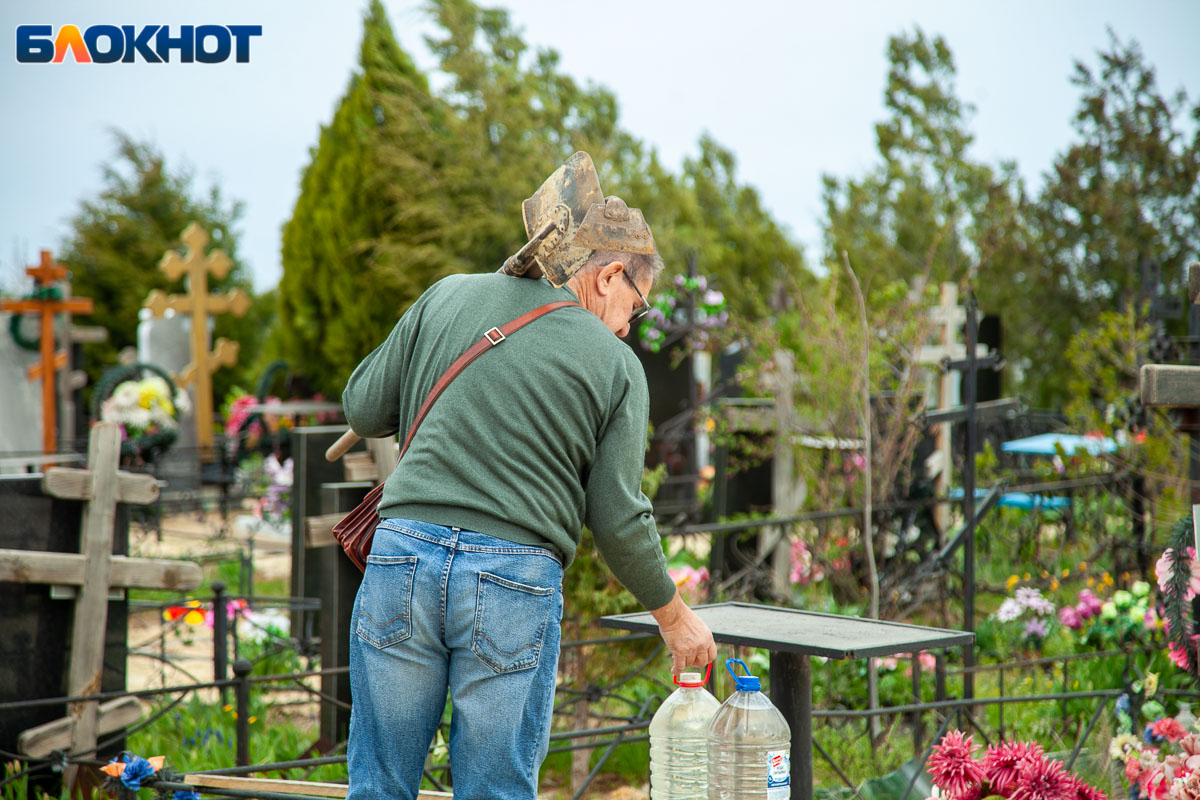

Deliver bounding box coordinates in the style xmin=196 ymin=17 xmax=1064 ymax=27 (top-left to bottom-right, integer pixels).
xmin=706 ymin=658 xmax=791 ymax=800
xmin=649 ymin=662 xmax=720 ymax=799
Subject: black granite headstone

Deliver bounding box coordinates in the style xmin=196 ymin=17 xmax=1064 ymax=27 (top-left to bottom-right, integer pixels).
xmin=0 ymin=474 xmax=129 ymax=785
xmin=290 ymin=427 xmax=366 ymax=644
xmin=317 ymin=481 xmax=368 ymax=744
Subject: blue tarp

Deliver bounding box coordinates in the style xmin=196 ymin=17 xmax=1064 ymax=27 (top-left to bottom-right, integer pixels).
xmin=950 ymin=487 xmax=1071 ymax=511
xmin=999 ymin=433 xmax=1118 ymax=456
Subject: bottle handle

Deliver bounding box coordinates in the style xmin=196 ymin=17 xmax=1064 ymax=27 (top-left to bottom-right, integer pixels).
xmin=673 ymin=661 xmax=713 ymax=687
xmin=726 ymin=658 xmax=751 ymax=681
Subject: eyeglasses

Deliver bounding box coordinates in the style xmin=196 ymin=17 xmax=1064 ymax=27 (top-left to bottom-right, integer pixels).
xmin=622 ymin=270 xmax=651 ymax=325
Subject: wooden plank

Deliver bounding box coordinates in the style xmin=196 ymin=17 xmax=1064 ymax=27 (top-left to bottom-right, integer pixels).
xmin=366 ymin=437 xmax=398 ymax=482
xmin=42 ymin=467 xmax=159 ymax=505
xmin=66 ymin=423 xmax=121 ymax=787
xmin=305 ymin=514 xmax=342 ymax=549
xmin=342 ymin=452 xmax=378 ymax=482
xmin=0 ymin=550 xmax=202 ymax=591
xmin=18 ymin=697 xmax=142 ymax=758
xmin=1140 ymin=364 xmax=1200 ymax=408
xmin=182 ymin=774 xmax=452 ymax=799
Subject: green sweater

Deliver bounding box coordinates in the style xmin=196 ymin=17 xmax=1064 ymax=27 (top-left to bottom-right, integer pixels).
xmin=341 ymin=272 xmax=676 ymax=611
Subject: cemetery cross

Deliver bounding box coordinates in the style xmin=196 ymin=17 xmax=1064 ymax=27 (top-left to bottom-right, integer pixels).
xmin=0 ymin=423 xmax=202 ymax=787
xmin=143 ymin=223 xmax=251 ymax=461
xmin=0 ymin=251 xmax=93 ymax=454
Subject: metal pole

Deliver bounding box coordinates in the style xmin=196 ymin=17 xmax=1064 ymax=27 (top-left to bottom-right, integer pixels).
xmin=213 ymin=580 xmax=228 ymax=704
xmin=911 ymin=653 xmax=923 ymax=755
xmin=963 ymin=295 xmax=978 ymax=703
xmin=234 ymin=658 xmax=252 ymax=767
xmin=770 ymin=651 xmax=813 ymax=800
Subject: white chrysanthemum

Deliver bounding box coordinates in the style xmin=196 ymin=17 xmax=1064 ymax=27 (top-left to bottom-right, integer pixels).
xmin=149 ymin=406 xmax=178 ymax=429
xmin=994 ymin=597 xmax=1024 ymax=622
xmin=113 ymin=381 xmax=140 ymax=411
xmin=174 ymin=390 xmax=192 ymax=415
xmin=143 ymin=376 xmax=170 ymax=397
xmin=124 ymin=407 xmax=153 ymax=432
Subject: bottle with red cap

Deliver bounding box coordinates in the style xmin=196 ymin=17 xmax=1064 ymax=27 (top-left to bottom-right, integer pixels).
xmin=648 ymin=662 xmax=720 ymax=799
xmin=706 ymin=658 xmax=791 ymax=800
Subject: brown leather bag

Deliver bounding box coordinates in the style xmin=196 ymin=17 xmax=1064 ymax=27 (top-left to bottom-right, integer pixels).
xmin=333 ymin=300 xmax=579 ymax=571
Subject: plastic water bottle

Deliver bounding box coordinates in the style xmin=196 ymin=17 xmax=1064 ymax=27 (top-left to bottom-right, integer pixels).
xmin=707 ymin=658 xmax=792 ymax=800
xmin=649 ymin=664 xmax=720 ymax=799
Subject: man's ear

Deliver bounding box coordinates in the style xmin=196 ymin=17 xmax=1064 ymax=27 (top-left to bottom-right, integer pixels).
xmin=595 ymin=260 xmax=626 ymax=297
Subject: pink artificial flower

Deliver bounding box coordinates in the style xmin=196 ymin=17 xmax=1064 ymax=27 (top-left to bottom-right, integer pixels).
xmin=1145 ymin=766 xmax=1173 ymax=800
xmin=669 ymin=566 xmax=709 ymax=592
xmin=904 ymin=651 xmax=939 ymax=677
xmin=1157 ymin=548 xmax=1200 ymax=601
xmin=1059 ymin=605 xmax=1083 ymax=630
xmin=1168 ymin=771 xmax=1200 ymax=800
xmin=982 ymin=740 xmax=1041 ymax=795
xmin=1170 ymin=641 xmax=1197 ymax=670
xmin=927 ymin=730 xmax=986 ymax=800
xmin=1011 ymin=753 xmax=1075 ymax=800
xmin=1152 ymin=717 xmax=1189 ymax=743
xmin=1067 ymin=775 xmax=1110 ymax=800
xmin=1076 ymin=590 xmax=1103 ymax=619
xmin=1127 ymin=758 xmax=1144 ymax=783
xmin=1146 ymin=607 xmax=1164 ymax=631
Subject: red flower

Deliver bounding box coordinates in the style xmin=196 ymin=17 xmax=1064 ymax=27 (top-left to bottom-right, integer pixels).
xmin=928 ymin=730 xmax=986 ymax=800
xmin=1010 ymin=754 xmax=1075 ymax=800
xmin=1066 ymin=774 xmax=1110 ymax=800
xmin=1152 ymin=718 xmax=1189 ymax=743
xmin=983 ymin=740 xmax=1044 ymax=795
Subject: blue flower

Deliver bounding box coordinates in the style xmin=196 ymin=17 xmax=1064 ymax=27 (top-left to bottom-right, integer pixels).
xmin=173 ymin=791 xmax=202 ymax=800
xmin=119 ymin=756 xmax=156 ymax=790
xmin=1116 ymin=694 xmax=1131 ymax=716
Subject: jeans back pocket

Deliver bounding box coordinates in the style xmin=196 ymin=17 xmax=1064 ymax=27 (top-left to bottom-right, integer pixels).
xmin=355 ymin=554 xmax=418 ymax=649
xmin=471 ymin=571 xmax=556 ymax=674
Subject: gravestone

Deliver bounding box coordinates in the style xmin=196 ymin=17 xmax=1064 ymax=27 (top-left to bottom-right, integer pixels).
xmin=0 ymin=474 xmax=129 ymax=787
xmin=289 ymin=427 xmax=366 ymax=644
xmin=0 ymin=312 xmax=43 ymax=460
xmin=315 ymin=481 xmax=368 ymax=743
xmin=0 ymin=423 xmax=199 ymax=793
xmin=137 ymin=310 xmax=200 ymax=494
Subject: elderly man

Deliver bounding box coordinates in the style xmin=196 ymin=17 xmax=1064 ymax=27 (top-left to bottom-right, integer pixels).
xmin=341 ymin=156 xmax=716 ymax=800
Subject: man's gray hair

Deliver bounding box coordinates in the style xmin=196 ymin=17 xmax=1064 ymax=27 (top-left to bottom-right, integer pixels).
xmin=580 ymin=249 xmax=665 ymax=285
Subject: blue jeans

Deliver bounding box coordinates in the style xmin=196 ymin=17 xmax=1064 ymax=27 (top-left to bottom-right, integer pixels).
xmin=347 ymin=518 xmax=564 ymax=800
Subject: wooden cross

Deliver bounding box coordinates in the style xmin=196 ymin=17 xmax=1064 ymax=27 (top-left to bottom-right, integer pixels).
xmin=1141 ymin=263 xmax=1200 ymax=504
xmin=0 ymin=251 xmax=93 ymax=454
xmin=143 ymin=223 xmax=251 ymax=459
xmin=0 ymin=423 xmax=202 ymax=785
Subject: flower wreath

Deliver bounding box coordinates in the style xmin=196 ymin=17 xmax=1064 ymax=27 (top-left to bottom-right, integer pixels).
xmin=91 ymin=362 xmax=190 ymax=465
xmin=6 ymin=285 xmax=63 ymax=351
xmin=1158 ymin=513 xmax=1200 ymax=681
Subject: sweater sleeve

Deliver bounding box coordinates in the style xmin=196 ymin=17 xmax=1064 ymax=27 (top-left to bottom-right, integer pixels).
xmin=341 ymin=313 xmax=413 ymax=439
xmin=584 ymin=351 xmax=677 ymax=611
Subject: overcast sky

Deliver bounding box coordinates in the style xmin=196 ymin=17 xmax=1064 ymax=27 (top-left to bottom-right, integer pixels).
xmin=1 ymin=0 xmax=1197 ymax=294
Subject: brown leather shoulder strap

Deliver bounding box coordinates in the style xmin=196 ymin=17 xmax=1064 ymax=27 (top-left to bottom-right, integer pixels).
xmin=398 ymin=300 xmax=579 ymax=460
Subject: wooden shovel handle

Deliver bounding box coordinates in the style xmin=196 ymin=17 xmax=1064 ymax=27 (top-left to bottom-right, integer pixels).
xmin=325 ymin=429 xmax=361 ymax=462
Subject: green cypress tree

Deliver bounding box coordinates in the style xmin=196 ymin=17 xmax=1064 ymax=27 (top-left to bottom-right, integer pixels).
xmin=279 ymin=0 xmax=460 ymax=396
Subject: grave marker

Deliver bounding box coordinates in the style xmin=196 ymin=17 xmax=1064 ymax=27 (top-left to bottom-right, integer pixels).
xmin=0 ymin=251 xmax=93 ymax=454
xmin=0 ymin=423 xmax=202 ymax=789
xmin=143 ymin=223 xmax=250 ymax=460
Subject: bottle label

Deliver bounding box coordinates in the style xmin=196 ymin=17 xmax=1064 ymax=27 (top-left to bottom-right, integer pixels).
xmin=767 ymin=749 xmax=790 ymax=799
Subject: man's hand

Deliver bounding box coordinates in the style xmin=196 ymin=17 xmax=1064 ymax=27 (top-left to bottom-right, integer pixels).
xmin=650 ymin=589 xmax=717 ymax=673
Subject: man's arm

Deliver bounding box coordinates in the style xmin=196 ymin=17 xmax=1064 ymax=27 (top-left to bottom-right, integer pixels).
xmin=651 ymin=589 xmax=718 ymax=673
